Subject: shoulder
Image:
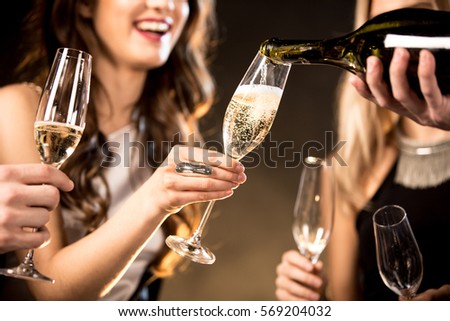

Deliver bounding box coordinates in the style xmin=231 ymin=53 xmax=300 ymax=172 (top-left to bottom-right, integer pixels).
xmin=0 ymin=83 xmax=41 ymax=113
xmin=0 ymin=83 xmax=40 ymax=128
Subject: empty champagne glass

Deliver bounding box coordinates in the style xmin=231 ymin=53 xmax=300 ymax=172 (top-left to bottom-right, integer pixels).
xmin=373 ymin=204 xmax=423 ymax=300
xmin=292 ymin=156 xmax=335 ymax=264
xmin=0 ymin=48 xmax=92 ymax=282
xmin=166 ymin=52 xmax=291 ymax=264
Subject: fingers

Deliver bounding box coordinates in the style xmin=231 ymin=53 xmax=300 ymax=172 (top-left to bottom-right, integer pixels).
xmin=18 ymin=226 xmax=50 ymax=249
xmin=165 ymin=175 xmax=240 ymax=192
xmin=0 ymin=164 xmax=74 ymax=192
xmin=389 ymin=48 xmax=409 ymax=89
xmin=0 ymin=183 xmax=61 ymax=212
xmin=349 ymin=75 xmax=375 ymax=101
xmin=0 ymin=206 xmax=51 ymax=229
xmin=390 ymin=48 xmax=419 ymax=106
xmin=168 ymin=146 xmax=247 ymax=193
xmin=149 ymin=146 xmax=248 ymax=213
xmin=412 ymin=284 xmax=450 ymax=301
xmin=361 ymin=50 xmax=428 ymax=123
xmin=417 ymin=50 xmax=450 ymax=128
xmin=174 ymin=158 xmax=245 ymax=179
xmin=0 ymin=166 xmax=61 ymax=254
xmin=275 ymin=250 xmax=323 ymax=301
xmin=281 ymin=250 xmax=323 ymax=288
xmin=0 ymin=225 xmax=50 ymax=254
xmin=352 ymin=48 xmax=450 ymax=130
xmin=365 ymin=56 xmax=396 ymax=108
xmin=176 ymin=162 xmax=213 ymax=175
xmin=165 ymin=189 xmax=237 ymax=207
xmin=22 ymin=164 xmax=75 ymax=192
xmin=169 ymin=145 xmax=243 ymax=171
xmin=175 ymin=162 xmax=246 ymax=183
xmin=275 ymin=275 xmax=320 ymax=301
xmin=162 ymin=163 xmax=246 ymax=207
xmin=418 ymin=49 xmax=440 ymax=101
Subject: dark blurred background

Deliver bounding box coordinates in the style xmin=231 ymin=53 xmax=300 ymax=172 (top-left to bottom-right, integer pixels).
xmin=0 ymin=0 xmax=355 ymax=300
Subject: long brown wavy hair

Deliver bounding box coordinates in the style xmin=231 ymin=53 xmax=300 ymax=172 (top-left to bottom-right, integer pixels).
xmin=16 ymin=0 xmax=218 ymax=278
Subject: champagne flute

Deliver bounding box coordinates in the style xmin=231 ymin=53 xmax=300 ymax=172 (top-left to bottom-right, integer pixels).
xmin=292 ymin=157 xmax=334 ymax=264
xmin=373 ymin=204 xmax=423 ymax=300
xmin=0 ymin=48 xmax=92 ymax=282
xmin=166 ymin=52 xmax=291 ymax=264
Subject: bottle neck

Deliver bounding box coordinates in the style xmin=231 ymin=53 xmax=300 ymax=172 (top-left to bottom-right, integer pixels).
xmin=259 ymin=38 xmax=325 ymax=64
xmin=260 ymin=37 xmax=355 ymax=71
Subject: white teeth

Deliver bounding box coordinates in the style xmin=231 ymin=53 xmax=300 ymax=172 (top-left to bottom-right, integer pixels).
xmin=136 ymin=21 xmax=169 ymax=33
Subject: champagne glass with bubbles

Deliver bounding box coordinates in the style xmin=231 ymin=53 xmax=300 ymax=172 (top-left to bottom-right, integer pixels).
xmin=373 ymin=205 xmax=423 ymax=300
xmin=0 ymin=48 xmax=92 ymax=282
xmin=165 ymin=52 xmax=291 ymax=264
xmin=292 ymin=157 xmax=334 ymax=264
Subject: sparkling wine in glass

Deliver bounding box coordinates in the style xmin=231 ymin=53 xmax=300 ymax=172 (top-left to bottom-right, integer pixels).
xmin=373 ymin=204 xmax=423 ymax=300
xmin=0 ymin=48 xmax=92 ymax=283
xmin=292 ymin=157 xmax=335 ymax=264
xmin=165 ymin=52 xmax=291 ymax=264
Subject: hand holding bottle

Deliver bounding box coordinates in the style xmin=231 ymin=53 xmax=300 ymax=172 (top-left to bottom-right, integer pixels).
xmin=351 ymin=47 xmax=450 ymax=130
xmin=260 ymin=7 xmax=450 ymax=130
xmin=275 ymin=250 xmax=324 ymax=301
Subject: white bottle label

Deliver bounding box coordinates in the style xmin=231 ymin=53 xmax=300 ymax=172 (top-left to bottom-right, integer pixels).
xmin=385 ymin=34 xmax=450 ymax=49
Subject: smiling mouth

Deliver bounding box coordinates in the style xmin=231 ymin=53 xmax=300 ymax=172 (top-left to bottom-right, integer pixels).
xmin=135 ymin=20 xmax=170 ymax=36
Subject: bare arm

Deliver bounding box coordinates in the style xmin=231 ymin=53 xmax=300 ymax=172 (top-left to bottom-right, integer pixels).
xmin=0 ymin=83 xmax=246 ymax=300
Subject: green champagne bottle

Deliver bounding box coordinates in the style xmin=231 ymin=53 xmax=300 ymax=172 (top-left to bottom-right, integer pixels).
xmin=259 ymin=8 xmax=450 ymax=96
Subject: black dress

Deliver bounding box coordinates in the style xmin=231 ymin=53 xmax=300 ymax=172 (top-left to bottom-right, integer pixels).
xmin=356 ymin=161 xmax=450 ymax=300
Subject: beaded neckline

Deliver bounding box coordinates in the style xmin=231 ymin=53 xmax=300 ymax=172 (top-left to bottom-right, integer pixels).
xmin=394 ymin=128 xmax=450 ymax=189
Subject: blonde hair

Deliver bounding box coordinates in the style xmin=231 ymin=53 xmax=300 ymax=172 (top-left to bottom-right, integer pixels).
xmin=335 ymin=0 xmax=450 ymax=216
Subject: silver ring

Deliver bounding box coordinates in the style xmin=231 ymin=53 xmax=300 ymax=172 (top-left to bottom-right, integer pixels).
xmin=175 ymin=162 xmax=212 ymax=175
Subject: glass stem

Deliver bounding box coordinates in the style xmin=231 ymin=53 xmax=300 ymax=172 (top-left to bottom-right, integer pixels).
xmin=22 ymin=226 xmax=38 ymax=265
xmin=22 ymin=249 xmax=35 ymax=266
xmin=188 ymin=200 xmax=216 ymax=246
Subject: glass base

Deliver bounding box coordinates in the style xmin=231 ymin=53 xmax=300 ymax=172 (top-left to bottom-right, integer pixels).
xmin=165 ymin=235 xmax=216 ymax=264
xmin=0 ymin=263 xmax=55 ymax=283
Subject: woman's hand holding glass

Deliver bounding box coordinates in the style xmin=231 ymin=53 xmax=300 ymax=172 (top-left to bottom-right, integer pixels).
xmin=0 ymin=47 xmax=91 ymax=283
xmin=0 ymin=164 xmax=74 ymax=254
xmin=351 ymin=48 xmax=450 ymax=130
xmin=165 ymin=52 xmax=290 ymax=264
xmin=275 ymin=157 xmax=334 ymax=301
xmin=136 ymin=145 xmax=246 ymax=219
xmin=275 ymin=249 xmax=324 ymax=301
